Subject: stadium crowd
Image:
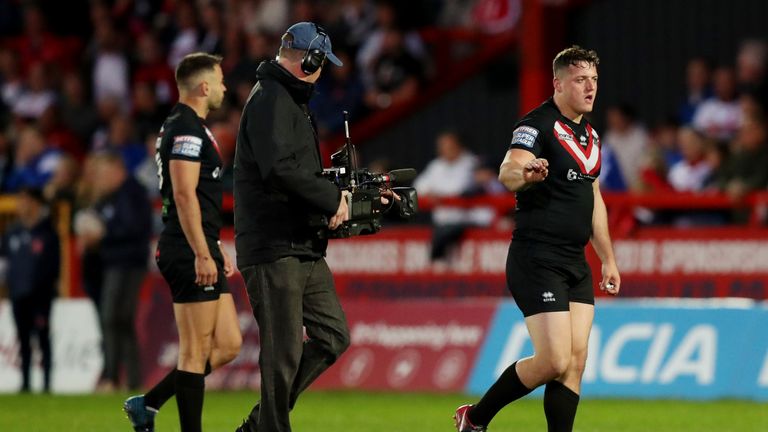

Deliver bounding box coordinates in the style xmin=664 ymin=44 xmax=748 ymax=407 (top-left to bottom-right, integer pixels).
xmin=1 ymin=1 xmax=764 ymax=222
xmin=0 ymin=0 xmax=766 ymax=395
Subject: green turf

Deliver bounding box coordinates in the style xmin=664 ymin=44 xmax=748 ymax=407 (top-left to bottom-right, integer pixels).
xmin=0 ymin=391 xmax=766 ymax=431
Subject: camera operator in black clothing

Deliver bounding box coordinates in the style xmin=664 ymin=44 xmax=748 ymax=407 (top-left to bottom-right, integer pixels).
xmin=233 ymin=22 xmax=352 ymax=432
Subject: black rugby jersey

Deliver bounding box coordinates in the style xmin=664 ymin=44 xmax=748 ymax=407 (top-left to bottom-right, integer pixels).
xmin=156 ymin=103 xmax=223 ymax=242
xmin=508 ymin=98 xmax=601 ymax=256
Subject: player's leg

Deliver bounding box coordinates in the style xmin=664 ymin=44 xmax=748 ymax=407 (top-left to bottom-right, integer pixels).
xmin=288 ymin=257 xmax=350 ymax=409
xmin=173 ymin=299 xmax=218 ymax=432
xmin=208 ymin=293 xmax=242 ymax=369
xmin=241 ymin=258 xmax=308 ymax=432
xmin=466 ymin=311 xmax=572 ymax=429
xmin=457 ymin=247 xmax=573 ymax=431
xmin=139 ymin=292 xmax=238 ymax=419
xmin=543 ymin=302 xmax=593 ymax=432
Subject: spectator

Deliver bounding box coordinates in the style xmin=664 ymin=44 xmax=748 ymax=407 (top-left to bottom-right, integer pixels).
xmin=7 ymin=4 xmax=76 ymax=74
xmin=714 ymin=116 xmax=768 ymax=201
xmin=131 ymin=81 xmax=166 ymax=145
xmin=357 ymin=1 xmax=428 ymax=89
xmin=104 ymin=115 xmax=146 ymax=175
xmin=237 ymin=0 xmax=289 ymax=36
xmin=12 ymin=62 xmax=55 ymax=121
xmin=0 ymin=187 xmax=59 ymax=393
xmin=132 ymin=32 xmax=177 ymax=106
xmin=692 ymin=66 xmax=742 ymax=142
xmin=464 ymin=156 xmax=506 ymax=197
xmin=679 ymin=58 xmax=712 ymax=124
xmin=77 ymin=152 xmax=152 ymax=392
xmin=363 ymin=26 xmax=426 ymax=110
xmin=39 ymin=105 xmax=84 ymax=160
xmin=0 ymin=49 xmax=24 ymax=112
xmin=414 ymin=131 xmax=477 ymax=259
xmin=4 ymin=127 xmax=61 ymax=192
xmin=651 ymin=118 xmax=683 ymax=167
xmin=134 ymin=132 xmax=159 ymax=198
xmin=638 ymin=147 xmax=672 ymax=192
xmin=198 ymin=1 xmax=225 ymax=54
xmin=43 ymin=153 xmax=80 ymax=203
xmin=226 ymin=32 xmax=273 ymax=91
xmin=668 ymin=127 xmax=712 ymax=192
xmin=311 ymin=50 xmax=366 ymax=137
xmin=73 ymin=154 xmax=104 ymax=319
xmin=735 ymin=39 xmax=767 ymax=112
xmin=603 ymin=103 xmax=649 ymax=192
xmin=91 ymin=95 xmax=126 ymax=151
xmin=59 ymin=73 xmax=98 ymax=145
xmin=326 ymin=0 xmax=377 ymax=54
xmin=168 ymin=2 xmax=200 ymax=67
xmin=89 ymin=19 xmax=130 ymax=105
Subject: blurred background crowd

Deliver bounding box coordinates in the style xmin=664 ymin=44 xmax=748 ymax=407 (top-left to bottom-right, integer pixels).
xmin=1 ymin=0 xmax=768 ymax=392
xmin=0 ymin=1 xmax=765 ymax=227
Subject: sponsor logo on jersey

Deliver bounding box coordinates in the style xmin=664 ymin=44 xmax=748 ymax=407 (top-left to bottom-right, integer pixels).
xmin=567 ymin=168 xmax=579 ymax=181
xmin=511 ymin=126 xmax=539 ymax=148
xmin=542 ymin=291 xmax=556 ymax=302
xmin=171 ymin=135 xmax=203 ymax=158
xmin=212 ymin=167 xmax=221 ymax=179
xmin=566 ymin=168 xmax=597 ymax=182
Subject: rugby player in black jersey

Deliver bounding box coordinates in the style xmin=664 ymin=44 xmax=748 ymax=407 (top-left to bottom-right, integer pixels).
xmin=455 ymin=46 xmax=620 ymax=432
xmin=124 ymin=53 xmax=242 ymax=432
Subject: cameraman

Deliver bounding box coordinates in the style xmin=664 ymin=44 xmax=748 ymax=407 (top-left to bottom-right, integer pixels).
xmin=233 ymin=22 xmax=350 ymax=432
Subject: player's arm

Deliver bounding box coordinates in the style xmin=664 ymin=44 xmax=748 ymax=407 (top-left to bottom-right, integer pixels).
xmin=591 ymin=179 xmax=620 ymax=295
xmin=169 ymin=159 xmax=217 ymax=286
xmin=498 ymin=149 xmax=549 ymax=192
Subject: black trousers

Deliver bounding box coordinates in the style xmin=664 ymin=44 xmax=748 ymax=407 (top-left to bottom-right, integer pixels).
xmin=100 ymin=267 xmax=145 ymax=389
xmin=241 ymin=256 xmax=350 ymax=432
xmin=11 ymin=295 xmax=53 ymax=392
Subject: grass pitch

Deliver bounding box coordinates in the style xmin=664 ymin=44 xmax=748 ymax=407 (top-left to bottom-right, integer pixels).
xmin=0 ymin=391 xmax=766 ymax=431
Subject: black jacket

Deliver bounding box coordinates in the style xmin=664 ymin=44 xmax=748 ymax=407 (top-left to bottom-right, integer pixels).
xmin=234 ymin=61 xmax=340 ymax=266
xmin=97 ymin=177 xmax=152 ymax=268
xmin=1 ymin=217 xmax=59 ymax=301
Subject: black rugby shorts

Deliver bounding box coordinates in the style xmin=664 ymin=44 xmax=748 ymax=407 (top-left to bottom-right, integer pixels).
xmin=156 ymin=238 xmax=229 ymax=303
xmin=506 ymin=242 xmax=594 ymax=317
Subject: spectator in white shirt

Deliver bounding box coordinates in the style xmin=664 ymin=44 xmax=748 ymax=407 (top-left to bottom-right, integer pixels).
xmin=693 ymin=67 xmax=742 ymax=142
xmin=414 ymin=131 xmax=477 ymax=197
xmin=414 ymin=131 xmax=478 ymax=260
xmin=667 ymin=127 xmax=712 ymax=192
xmin=604 ymin=104 xmax=649 ymax=192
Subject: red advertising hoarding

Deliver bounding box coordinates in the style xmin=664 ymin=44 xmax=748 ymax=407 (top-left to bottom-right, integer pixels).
xmin=311 ymin=300 xmax=497 ymax=391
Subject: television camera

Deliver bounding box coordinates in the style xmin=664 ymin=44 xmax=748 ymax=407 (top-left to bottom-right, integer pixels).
xmin=311 ymin=112 xmax=418 ymax=239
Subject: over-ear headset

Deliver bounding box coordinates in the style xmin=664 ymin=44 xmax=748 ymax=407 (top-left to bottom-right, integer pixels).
xmin=300 ymin=24 xmax=328 ymax=75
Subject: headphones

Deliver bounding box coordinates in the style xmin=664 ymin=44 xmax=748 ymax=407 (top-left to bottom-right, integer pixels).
xmin=300 ymin=24 xmax=328 ymax=75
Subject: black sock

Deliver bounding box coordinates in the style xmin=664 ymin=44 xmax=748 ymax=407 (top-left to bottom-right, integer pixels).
xmin=175 ymin=370 xmax=205 ymax=432
xmin=544 ymin=380 xmax=580 ymax=432
xmin=144 ymin=362 xmax=212 ymax=410
xmin=469 ymin=361 xmax=533 ymax=426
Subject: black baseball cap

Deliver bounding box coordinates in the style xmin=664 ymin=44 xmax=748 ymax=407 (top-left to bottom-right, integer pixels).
xmin=281 ymin=22 xmax=343 ymax=67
